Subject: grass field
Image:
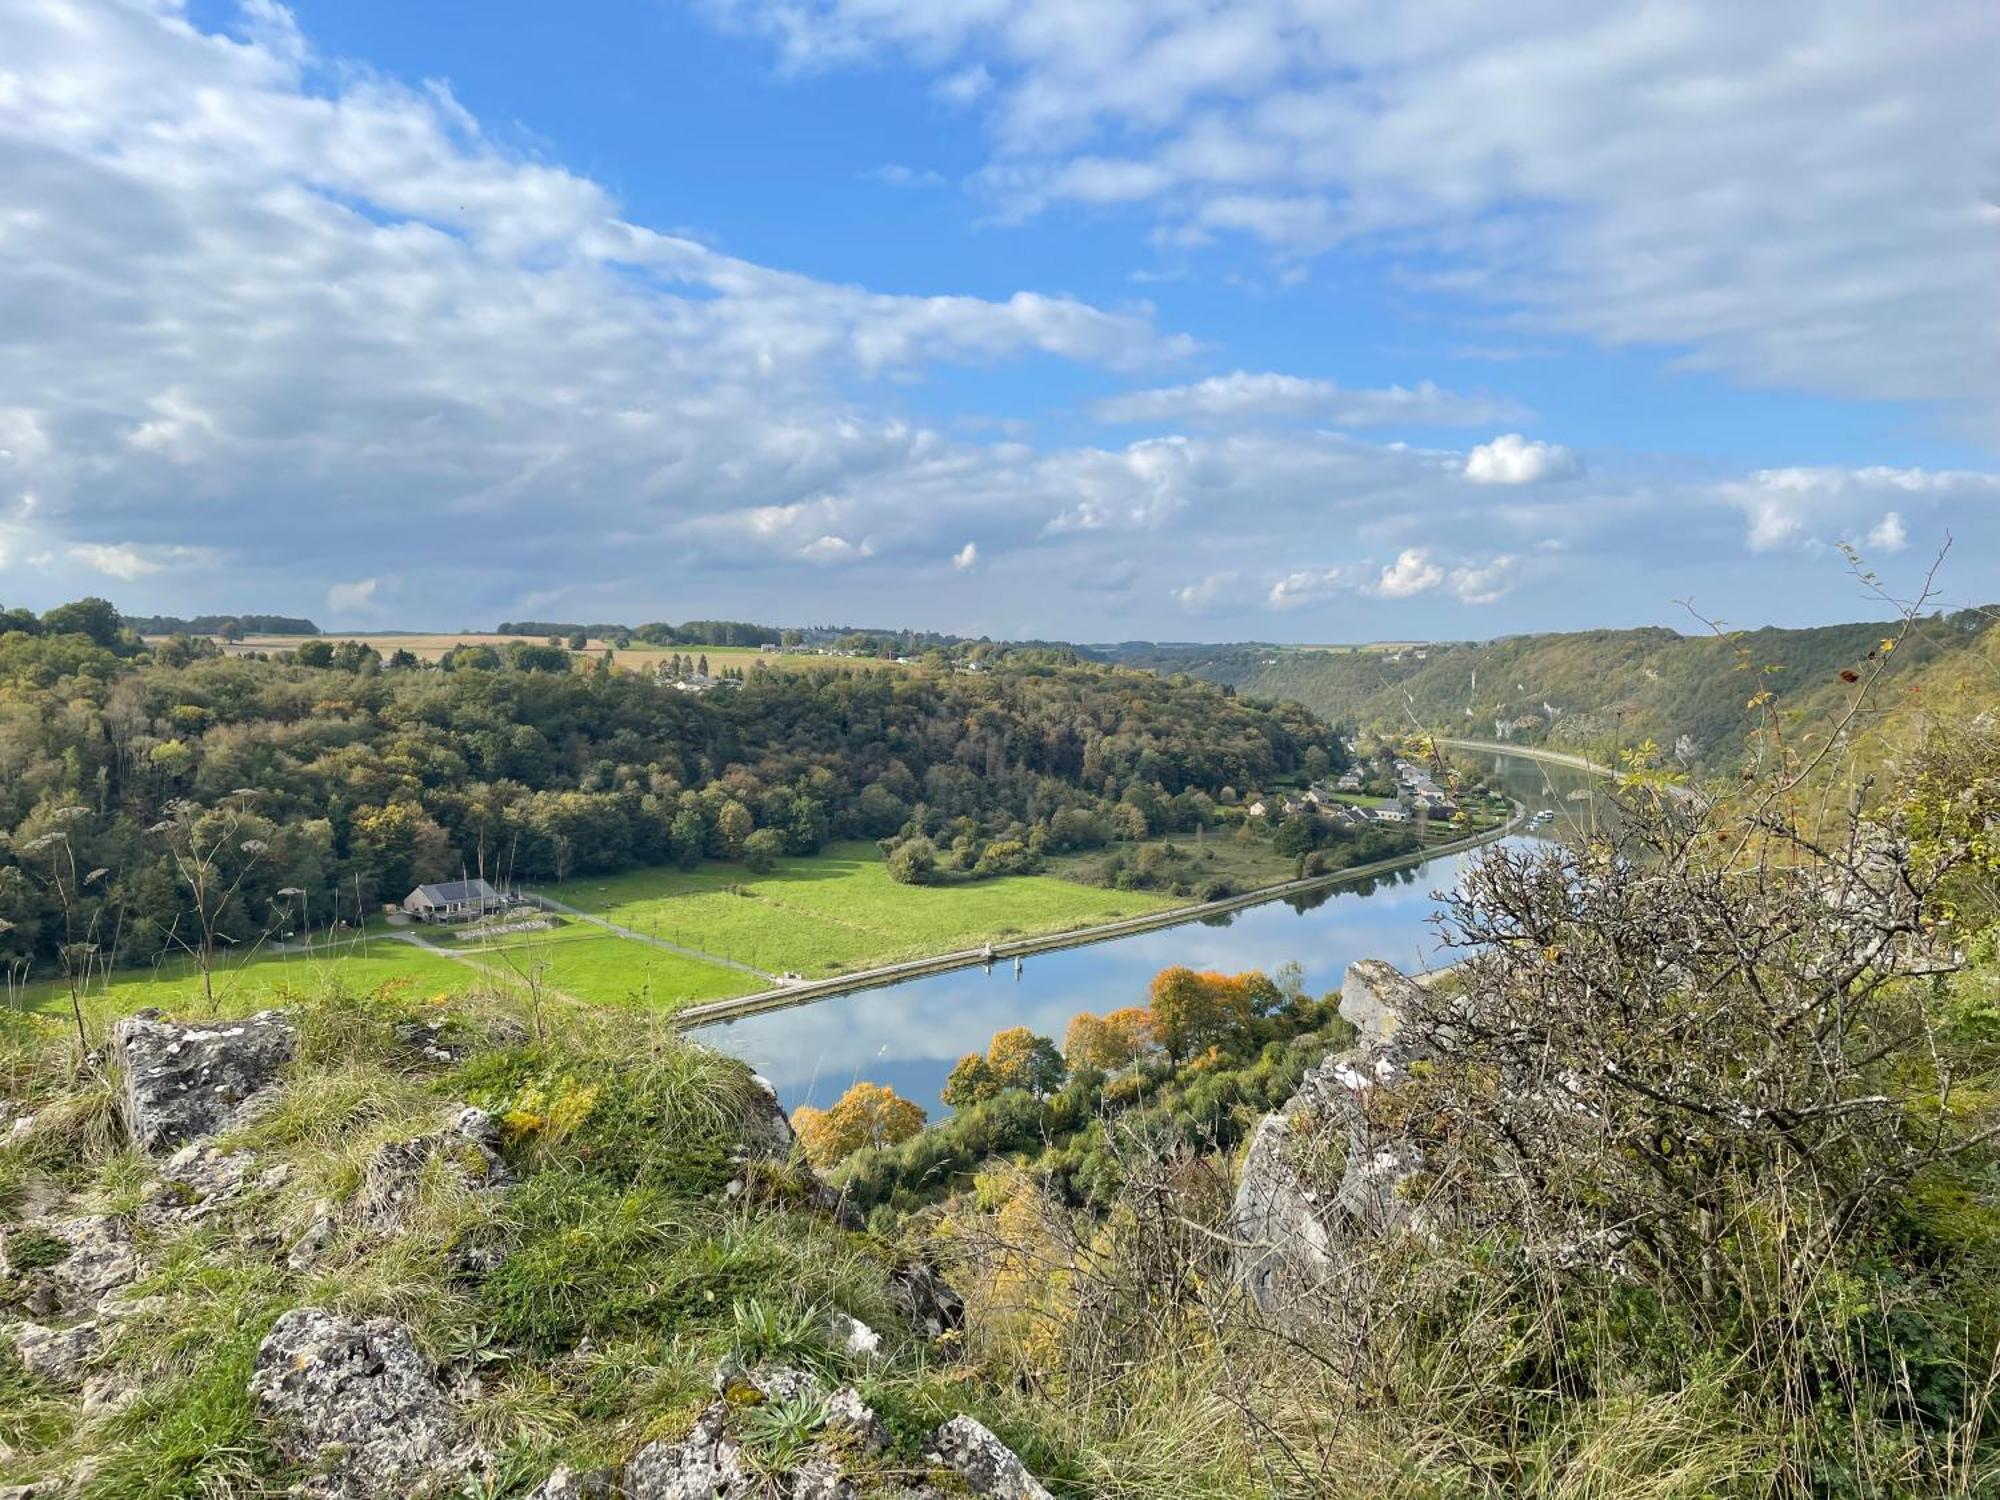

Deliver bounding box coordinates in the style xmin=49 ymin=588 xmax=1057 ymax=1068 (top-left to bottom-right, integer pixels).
xmin=12 ymin=915 xmax=756 ymax=1026
xmin=166 ymin=633 xmax=917 ymax=675
xmin=545 ymin=842 xmax=1180 ymax=980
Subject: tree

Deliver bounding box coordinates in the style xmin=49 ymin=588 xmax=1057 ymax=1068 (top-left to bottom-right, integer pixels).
xmin=973 ymin=838 xmax=1038 ymax=877
xmin=987 ymin=1026 xmax=1067 ymax=1096
xmin=714 ymin=800 xmax=753 ymax=857
xmin=567 ymin=630 xmax=588 ymax=651
xmin=941 ymin=1053 xmax=1000 ymax=1110
xmin=887 ymin=836 xmax=937 ymax=885
xmin=293 ymin=639 xmax=335 ymax=669
xmin=742 ymin=827 xmax=786 ymax=874
xmin=1064 ymin=1007 xmax=1158 ymax=1071
xmin=40 ymin=597 xmax=123 ymax=650
xmin=216 ymin=619 xmax=244 ymax=643
xmin=1146 ymin=967 xmax=1257 ymax=1061
xmin=793 ymin=1081 xmax=927 ymax=1168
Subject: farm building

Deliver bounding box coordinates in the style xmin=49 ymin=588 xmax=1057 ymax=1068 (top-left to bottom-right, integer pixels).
xmin=402 ymin=878 xmax=504 ymax=923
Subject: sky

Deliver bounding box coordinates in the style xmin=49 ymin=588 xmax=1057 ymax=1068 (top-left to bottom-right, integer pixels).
xmin=0 ymin=1 xmax=1996 ymax=641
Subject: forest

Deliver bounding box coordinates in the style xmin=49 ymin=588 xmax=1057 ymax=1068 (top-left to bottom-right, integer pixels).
xmin=0 ymin=597 xmax=1343 ymax=983
xmin=1109 ymin=605 xmax=1998 ymax=773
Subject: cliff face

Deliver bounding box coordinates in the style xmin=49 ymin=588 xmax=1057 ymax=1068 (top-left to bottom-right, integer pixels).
xmin=1231 ymin=960 xmax=1439 ymax=1317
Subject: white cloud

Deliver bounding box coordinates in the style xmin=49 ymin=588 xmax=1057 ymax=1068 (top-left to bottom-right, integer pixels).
xmin=1867 ymin=511 xmax=1908 ymax=554
xmin=708 ymin=0 xmax=2000 ymax=426
xmin=1172 ymin=572 xmax=1240 ymax=614
xmin=1723 ymin=466 xmax=2000 ymax=553
xmin=952 ymin=542 xmax=979 ymax=570
xmin=1464 ymin=434 xmax=1582 ymax=485
xmin=1095 ymin=371 xmax=1516 ymax=428
xmin=1268 ymin=565 xmax=1365 ymax=609
xmin=1370 ymin=548 xmax=1445 ymax=599
xmin=326 ymin=578 xmax=382 ymax=612
xmin=67 ymin=542 xmax=163 ymax=579
xmin=0 ymin=0 xmax=1193 ymax=607
xmin=1450 ymin=555 xmax=1521 ymax=605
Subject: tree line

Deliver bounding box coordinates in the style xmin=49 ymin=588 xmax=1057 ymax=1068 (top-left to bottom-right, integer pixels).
xmin=0 ymin=598 xmax=1344 ymax=990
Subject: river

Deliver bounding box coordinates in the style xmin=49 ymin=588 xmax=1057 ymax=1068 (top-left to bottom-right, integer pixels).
xmin=699 ymin=750 xmax=1603 ymax=1116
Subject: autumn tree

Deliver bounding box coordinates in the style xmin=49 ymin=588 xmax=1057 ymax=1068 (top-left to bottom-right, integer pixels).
xmin=1064 ymin=1006 xmax=1160 ymax=1071
xmin=794 ymin=1081 xmax=927 ymax=1168
xmin=941 ymin=1053 xmax=1000 ymax=1110
xmin=1147 ymin=966 xmax=1260 ymax=1061
xmin=986 ymin=1026 xmax=1067 ymax=1096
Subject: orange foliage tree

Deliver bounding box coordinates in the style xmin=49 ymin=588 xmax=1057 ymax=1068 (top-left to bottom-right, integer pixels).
xmin=793 ymin=1081 xmax=927 ymax=1168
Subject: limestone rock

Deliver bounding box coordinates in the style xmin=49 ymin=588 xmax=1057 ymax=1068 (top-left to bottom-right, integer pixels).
xmin=114 ymin=1009 xmax=296 ymax=1152
xmin=789 ymin=1455 xmax=855 ymax=1500
xmin=247 ymin=1307 xmax=482 ymax=1498
xmin=525 ymin=1465 xmax=617 ymax=1499
xmin=734 ymin=1073 xmax=797 ymax=1161
xmin=714 ymin=1360 xmax=822 ymax=1406
xmin=833 ymin=1312 xmax=882 ymax=1359
xmin=624 ymin=1404 xmax=753 ymax=1500
xmin=6 ymin=1320 xmax=99 ymax=1385
xmin=932 ymin=1416 xmax=1053 ymax=1500
xmin=823 ymin=1386 xmax=890 ymax=1456
xmin=2 ymin=1215 xmax=138 ymax=1318
xmin=356 ymin=1107 xmax=511 ymax=1236
xmin=1231 ymin=959 xmax=1435 ymax=1315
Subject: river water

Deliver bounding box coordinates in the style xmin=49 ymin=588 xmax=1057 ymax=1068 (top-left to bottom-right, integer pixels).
xmin=700 ymin=751 xmax=1602 ymax=1116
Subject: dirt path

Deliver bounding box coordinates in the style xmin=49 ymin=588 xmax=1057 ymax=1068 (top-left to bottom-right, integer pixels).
xmin=519 ymin=894 xmax=779 ymax=982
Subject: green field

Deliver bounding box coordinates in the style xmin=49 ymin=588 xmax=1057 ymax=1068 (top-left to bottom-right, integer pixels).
xmin=545 ymin=842 xmax=1180 ymax=979
xmin=13 ymin=916 xmax=756 ymax=1026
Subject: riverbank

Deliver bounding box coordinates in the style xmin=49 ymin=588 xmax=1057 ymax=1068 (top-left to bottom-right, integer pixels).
xmin=674 ymin=799 xmax=1526 ymax=1028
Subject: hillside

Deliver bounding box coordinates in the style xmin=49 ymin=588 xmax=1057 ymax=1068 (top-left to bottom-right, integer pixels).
xmin=1107 ymin=607 xmax=1998 ymax=774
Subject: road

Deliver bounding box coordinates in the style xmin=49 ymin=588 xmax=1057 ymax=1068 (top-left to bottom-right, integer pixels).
xmin=670 ymin=800 xmax=1526 ymax=1029
xmin=519 ymin=892 xmax=779 ymax=981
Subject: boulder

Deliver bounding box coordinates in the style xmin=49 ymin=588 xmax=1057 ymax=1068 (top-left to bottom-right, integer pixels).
xmin=714 ymin=1360 xmax=822 ymax=1407
xmin=247 ymin=1308 xmax=482 ymax=1498
xmin=114 ymin=1009 xmax=296 ymax=1152
xmin=1231 ymin=959 xmax=1435 ymax=1316
xmin=932 ymin=1416 xmax=1053 ymax=1500
xmin=734 ymin=1074 xmax=796 ymax=1162
xmin=823 ymin=1386 xmax=890 ymax=1457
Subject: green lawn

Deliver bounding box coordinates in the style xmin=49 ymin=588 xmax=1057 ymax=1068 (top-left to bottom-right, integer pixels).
xmin=544 ymin=841 xmax=1180 ymax=979
xmin=14 ymin=940 xmax=484 ymax=1025
xmin=447 ymin=922 xmax=756 ymax=1008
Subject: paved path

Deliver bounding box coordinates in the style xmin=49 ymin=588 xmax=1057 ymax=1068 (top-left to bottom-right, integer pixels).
xmin=520 ymin=893 xmax=779 ymax=982
xmin=671 ymin=800 xmax=1526 ymax=1029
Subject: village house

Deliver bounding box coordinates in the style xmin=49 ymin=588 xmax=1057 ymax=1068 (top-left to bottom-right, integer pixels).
xmin=402 ymin=878 xmax=505 ymax=924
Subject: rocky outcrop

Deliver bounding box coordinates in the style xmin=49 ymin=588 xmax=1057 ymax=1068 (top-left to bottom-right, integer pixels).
xmin=356 ymin=1106 xmax=511 ymax=1234
xmin=247 ymin=1308 xmax=484 ymax=1498
xmin=624 ymin=1404 xmax=754 ymax=1499
xmin=1232 ymin=959 xmax=1437 ymax=1315
xmin=114 ymin=1009 xmax=296 ymax=1152
xmin=1 ymin=1215 xmax=137 ymax=1318
xmin=933 ymin=1415 xmax=1054 ymax=1500
xmin=6 ymin=1319 xmax=100 ymax=1385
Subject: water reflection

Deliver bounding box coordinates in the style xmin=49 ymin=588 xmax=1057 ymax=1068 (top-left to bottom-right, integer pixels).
xmin=701 ymin=752 xmax=1599 ymax=1116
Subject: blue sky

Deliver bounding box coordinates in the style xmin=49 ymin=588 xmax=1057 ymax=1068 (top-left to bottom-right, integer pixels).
xmin=1 ymin=0 xmax=1996 ymax=639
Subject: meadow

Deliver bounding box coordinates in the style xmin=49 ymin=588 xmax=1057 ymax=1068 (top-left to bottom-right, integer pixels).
xmin=545 ymin=841 xmax=1180 ymax=979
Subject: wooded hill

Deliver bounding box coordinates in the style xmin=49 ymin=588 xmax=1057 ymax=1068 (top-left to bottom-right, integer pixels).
xmin=1107 ymin=607 xmax=1997 ymax=772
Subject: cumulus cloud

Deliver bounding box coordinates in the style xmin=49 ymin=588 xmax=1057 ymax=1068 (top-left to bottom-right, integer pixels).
xmin=1464 ymin=435 xmax=1583 ymax=485
xmin=1867 ymin=511 xmax=1909 ymax=554
xmin=1172 ymin=572 xmax=1240 ymax=614
xmin=707 ymin=0 xmax=2000 ymax=424
xmin=1370 ymin=549 xmax=1445 ymax=599
xmin=326 ymin=578 xmax=382 ymax=613
xmin=0 ymin=0 xmax=1190 ymax=610
xmin=1450 ymin=555 xmax=1521 ymax=605
xmin=1723 ymin=466 xmax=2000 ymax=553
xmin=1095 ymin=371 xmax=1516 ymax=428
xmin=952 ymin=542 xmax=979 ymax=570
xmin=865 ymin=163 xmax=946 ymax=189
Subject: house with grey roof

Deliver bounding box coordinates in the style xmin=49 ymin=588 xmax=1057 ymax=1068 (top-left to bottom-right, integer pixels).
xmin=402 ymin=878 xmax=504 ymax=923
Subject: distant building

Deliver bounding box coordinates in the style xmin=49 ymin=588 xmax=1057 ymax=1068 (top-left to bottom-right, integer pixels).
xmin=1372 ymin=806 xmax=1410 ymax=824
xmin=403 ymin=878 xmax=503 ymax=923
